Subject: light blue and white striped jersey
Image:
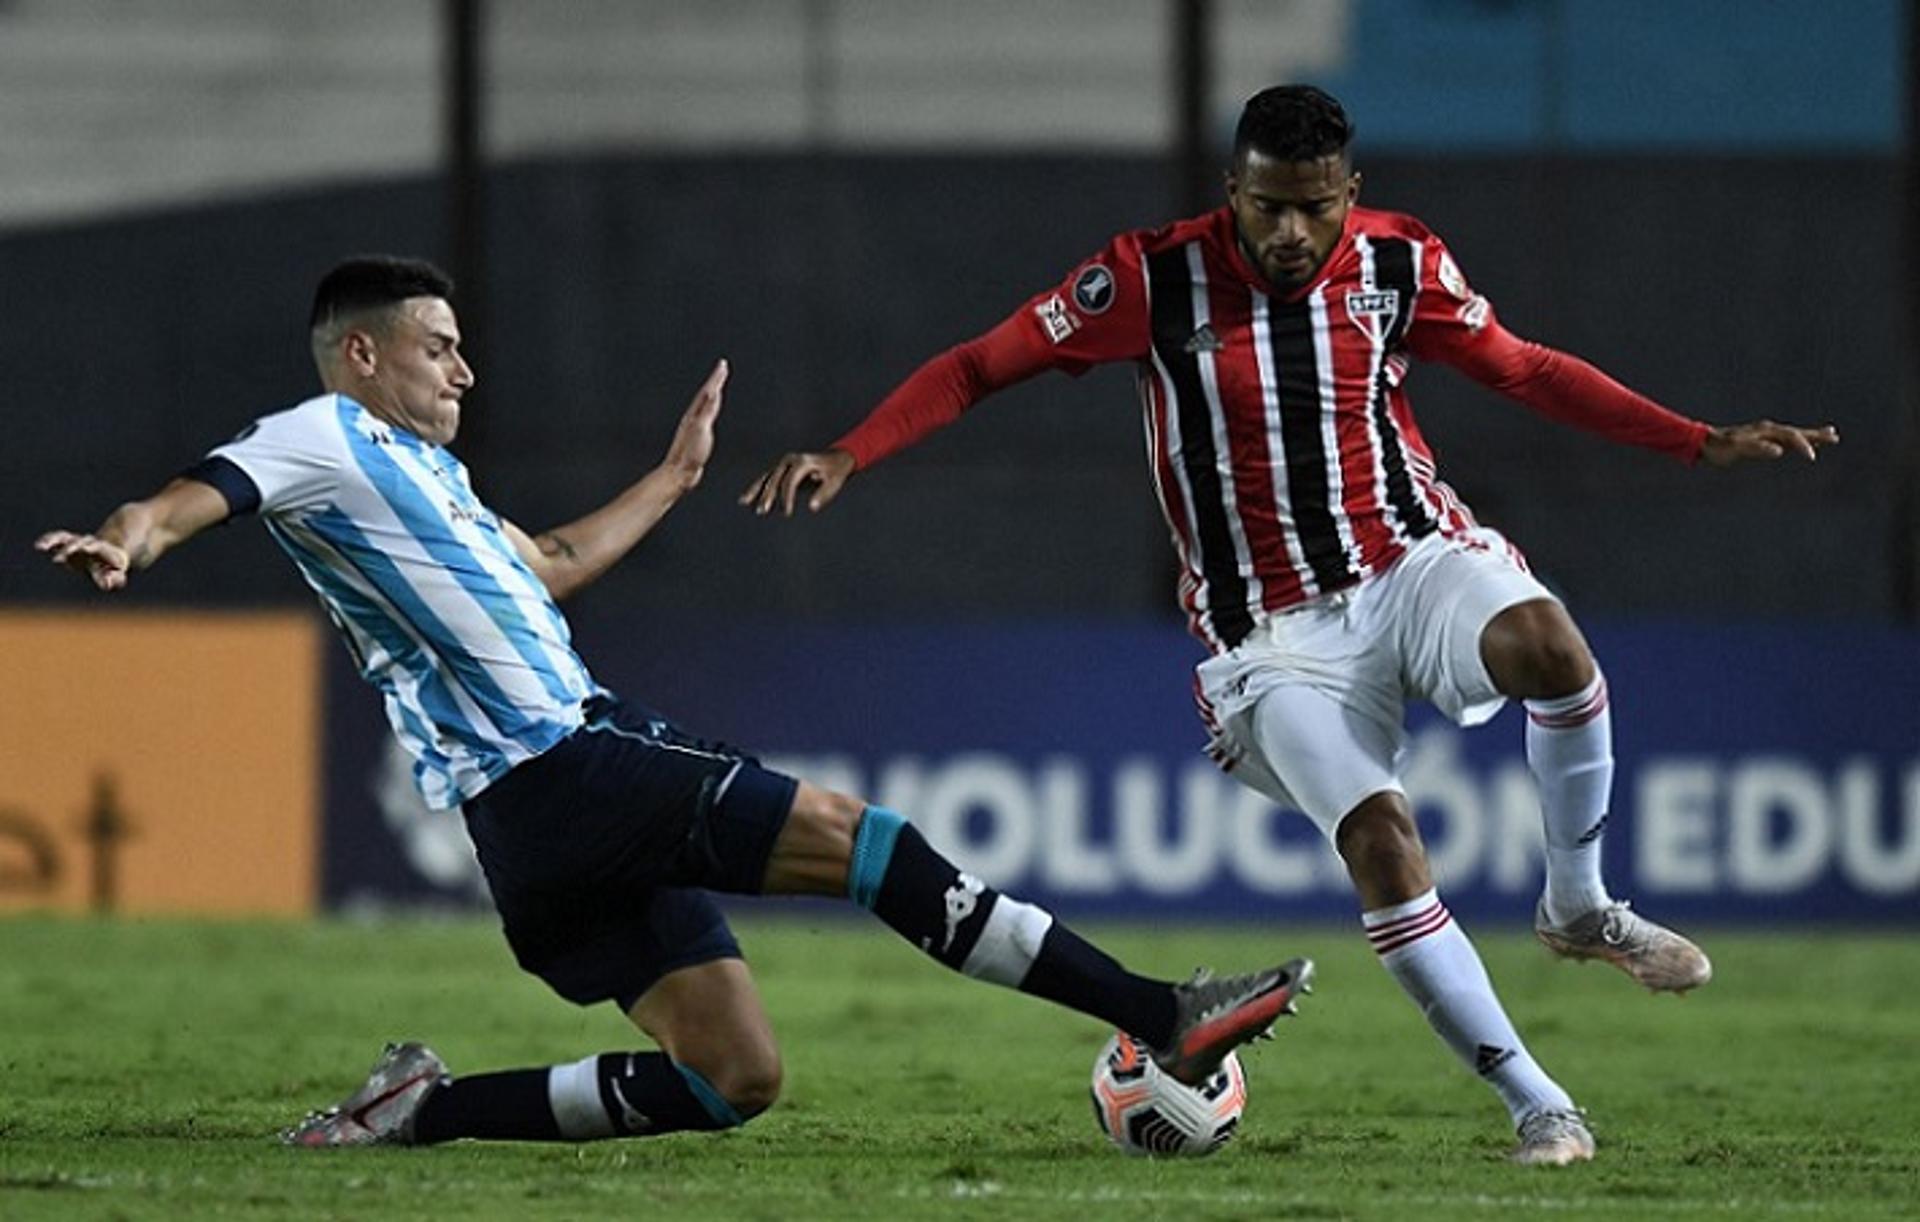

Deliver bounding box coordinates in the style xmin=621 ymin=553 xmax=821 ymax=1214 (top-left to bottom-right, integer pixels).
xmin=210 ymin=393 xmax=603 ymax=809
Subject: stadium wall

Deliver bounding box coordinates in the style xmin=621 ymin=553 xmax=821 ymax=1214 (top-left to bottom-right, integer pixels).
xmin=325 ymin=614 xmax=1920 ymax=925
xmin=6 ymin=608 xmax=1911 ymax=922
xmin=0 ymin=152 xmax=1902 ymax=621
xmin=0 ymin=611 xmax=320 ymax=916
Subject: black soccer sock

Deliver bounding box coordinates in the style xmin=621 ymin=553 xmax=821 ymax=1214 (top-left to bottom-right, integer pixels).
xmin=410 ymin=1067 xmax=559 ymax=1143
xmin=848 ymin=806 xmax=1174 ymax=1042
xmin=1024 ymin=924 xmax=1176 ymax=1048
xmin=410 ymin=1052 xmax=748 ymax=1145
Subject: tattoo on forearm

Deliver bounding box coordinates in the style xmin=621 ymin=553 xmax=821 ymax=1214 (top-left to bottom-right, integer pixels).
xmin=539 ymin=533 xmax=579 ymax=563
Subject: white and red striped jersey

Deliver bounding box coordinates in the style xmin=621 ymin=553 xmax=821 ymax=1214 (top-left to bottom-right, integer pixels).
xmin=835 ymin=205 xmax=1708 ymax=653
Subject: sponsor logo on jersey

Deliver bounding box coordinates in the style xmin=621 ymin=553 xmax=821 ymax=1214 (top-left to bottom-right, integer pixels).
xmin=1437 ymin=251 xmax=1472 ymax=300
xmin=1034 ymin=293 xmax=1079 ymax=344
xmin=1073 ymin=263 xmax=1116 ymax=315
xmin=446 ymin=499 xmax=488 ymax=526
xmin=1344 ymin=289 xmax=1401 ymax=344
xmin=1183 ymin=323 xmax=1224 ymax=354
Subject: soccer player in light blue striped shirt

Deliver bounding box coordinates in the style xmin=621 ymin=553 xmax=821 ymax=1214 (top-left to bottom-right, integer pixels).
xmin=211 ymin=366 xmax=604 ymax=811
xmin=37 ymin=256 xmax=1309 ymax=1149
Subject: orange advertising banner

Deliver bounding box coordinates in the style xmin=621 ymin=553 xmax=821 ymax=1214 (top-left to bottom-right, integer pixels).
xmin=0 ymin=610 xmax=320 ymax=915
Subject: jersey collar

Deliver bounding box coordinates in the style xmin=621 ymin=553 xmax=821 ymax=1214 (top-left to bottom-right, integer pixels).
xmin=338 ymin=394 xmax=440 ymax=455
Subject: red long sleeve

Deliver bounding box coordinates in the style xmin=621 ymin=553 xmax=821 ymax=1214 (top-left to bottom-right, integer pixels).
xmin=1415 ymin=318 xmax=1709 ymax=464
xmin=833 ymin=231 xmax=1156 ymax=470
xmin=833 ymin=312 xmax=1069 ymax=469
xmin=835 ymin=214 xmax=1710 ymax=471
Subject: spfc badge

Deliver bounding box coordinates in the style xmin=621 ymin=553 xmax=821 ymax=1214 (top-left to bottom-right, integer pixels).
xmin=1345 ymin=289 xmax=1400 ymax=344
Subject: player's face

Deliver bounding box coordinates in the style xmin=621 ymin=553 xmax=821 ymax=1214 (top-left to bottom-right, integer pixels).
xmin=1227 ymin=149 xmax=1360 ymax=291
xmin=364 ymin=298 xmax=475 ymax=445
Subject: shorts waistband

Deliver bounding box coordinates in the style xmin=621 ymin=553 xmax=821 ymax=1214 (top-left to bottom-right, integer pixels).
xmin=1256 ymin=582 xmax=1357 ymax=625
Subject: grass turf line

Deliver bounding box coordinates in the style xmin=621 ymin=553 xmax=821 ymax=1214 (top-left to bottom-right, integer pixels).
xmin=0 ymin=915 xmax=1915 ymax=1221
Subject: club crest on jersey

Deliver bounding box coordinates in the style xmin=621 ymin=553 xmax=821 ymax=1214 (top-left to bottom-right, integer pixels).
xmin=1344 ymin=289 xmax=1401 ymax=344
xmin=1072 ymin=263 xmax=1115 ymax=315
xmin=1034 ymin=293 xmax=1079 ymax=344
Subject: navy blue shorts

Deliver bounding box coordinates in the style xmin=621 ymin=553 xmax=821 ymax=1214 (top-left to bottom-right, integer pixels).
xmin=463 ymin=696 xmax=798 ymax=1010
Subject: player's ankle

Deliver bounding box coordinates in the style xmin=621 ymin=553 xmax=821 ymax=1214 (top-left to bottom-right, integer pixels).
xmin=1542 ymin=884 xmax=1608 ymax=927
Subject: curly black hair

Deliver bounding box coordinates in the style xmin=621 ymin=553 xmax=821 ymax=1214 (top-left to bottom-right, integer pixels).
xmin=1233 ymin=85 xmax=1353 ymax=164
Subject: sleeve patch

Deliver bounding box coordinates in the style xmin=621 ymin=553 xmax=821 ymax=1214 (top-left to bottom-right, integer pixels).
xmin=1034 ymin=293 xmax=1080 ymax=344
xmin=1071 ymin=263 xmax=1116 ymax=315
xmin=1457 ymin=295 xmax=1491 ymax=332
xmin=1437 ymin=251 xmax=1472 ymax=301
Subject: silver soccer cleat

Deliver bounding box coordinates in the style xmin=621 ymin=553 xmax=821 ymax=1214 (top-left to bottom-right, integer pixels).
xmin=281 ymin=1042 xmax=447 ymax=1148
xmin=1152 ymin=957 xmax=1314 ymax=1086
xmin=1535 ymin=900 xmax=1712 ymax=994
xmin=1511 ymin=1107 xmax=1595 ymax=1166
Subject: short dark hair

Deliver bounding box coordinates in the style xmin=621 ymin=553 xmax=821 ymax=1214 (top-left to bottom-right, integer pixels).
xmin=309 ymin=256 xmax=454 ymax=332
xmin=1233 ymin=85 xmax=1353 ymax=165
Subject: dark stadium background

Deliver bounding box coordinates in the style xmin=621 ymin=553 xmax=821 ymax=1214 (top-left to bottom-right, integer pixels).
xmin=1 ymin=1 xmax=1914 ymax=927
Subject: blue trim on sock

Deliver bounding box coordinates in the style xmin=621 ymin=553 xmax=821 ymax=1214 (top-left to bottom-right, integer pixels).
xmin=674 ymin=1062 xmax=745 ymax=1128
xmin=847 ymin=806 xmax=907 ymax=910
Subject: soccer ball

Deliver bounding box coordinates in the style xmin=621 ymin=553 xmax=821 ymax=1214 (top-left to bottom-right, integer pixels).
xmin=1089 ymin=1031 xmax=1246 ymax=1157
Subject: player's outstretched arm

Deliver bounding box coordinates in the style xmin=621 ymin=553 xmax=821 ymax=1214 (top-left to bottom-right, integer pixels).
xmin=35 ymin=478 xmax=234 ymax=591
xmin=739 ymin=306 xmax=1073 ymax=520
xmin=1698 ymin=420 xmax=1839 ymax=467
xmin=739 ymin=448 xmax=856 ymax=518
xmin=505 ymin=359 xmax=728 ymax=602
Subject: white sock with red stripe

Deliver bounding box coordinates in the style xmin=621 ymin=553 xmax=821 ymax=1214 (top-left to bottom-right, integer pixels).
xmin=1524 ymin=672 xmax=1614 ymax=925
xmin=1364 ymin=890 xmax=1574 ymax=1124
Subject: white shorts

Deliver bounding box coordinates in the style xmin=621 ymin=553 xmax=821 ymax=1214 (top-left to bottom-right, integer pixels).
xmin=1195 ymin=527 xmax=1554 ymax=840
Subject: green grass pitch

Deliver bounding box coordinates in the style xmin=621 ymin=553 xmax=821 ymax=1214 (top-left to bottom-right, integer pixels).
xmin=2 ymin=913 xmax=1915 ymax=1220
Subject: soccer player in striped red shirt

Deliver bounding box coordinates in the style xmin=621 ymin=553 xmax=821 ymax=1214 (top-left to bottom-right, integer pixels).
xmin=744 ymin=86 xmax=1836 ymax=1164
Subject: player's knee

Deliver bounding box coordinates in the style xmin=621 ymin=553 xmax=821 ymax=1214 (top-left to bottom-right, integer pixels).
xmin=762 ymin=783 xmax=867 ymax=895
xmin=786 ymin=783 xmax=864 ymax=852
xmin=1483 ymin=602 xmax=1595 ymax=698
xmin=1528 ymin=641 xmax=1594 ymax=698
xmin=715 ymin=1048 xmax=783 ymax=1121
xmin=1335 ymin=799 xmax=1426 ymax=881
xmin=680 ymin=1044 xmax=782 ymax=1124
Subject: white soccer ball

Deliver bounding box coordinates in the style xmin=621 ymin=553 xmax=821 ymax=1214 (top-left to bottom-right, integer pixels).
xmin=1089 ymin=1031 xmax=1246 ymax=1157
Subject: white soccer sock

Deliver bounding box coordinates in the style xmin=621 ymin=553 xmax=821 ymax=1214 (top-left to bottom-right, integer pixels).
xmin=1524 ymin=673 xmax=1614 ymax=924
xmin=1365 ymin=890 xmax=1574 ymax=1124
xmin=546 ymin=1054 xmax=616 ymax=1139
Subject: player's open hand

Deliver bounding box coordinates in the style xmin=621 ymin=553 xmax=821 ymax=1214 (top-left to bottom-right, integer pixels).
xmin=1699 ymin=419 xmax=1839 ymax=467
xmin=35 ymin=531 xmax=133 ymax=590
xmin=661 ymin=359 xmax=728 ymax=489
xmin=740 ymin=448 xmax=857 ymax=517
